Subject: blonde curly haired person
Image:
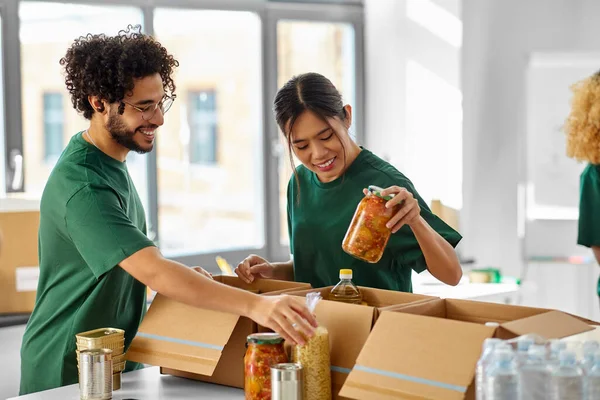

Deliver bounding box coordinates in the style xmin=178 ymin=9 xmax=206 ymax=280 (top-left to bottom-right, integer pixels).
xmin=565 ymin=70 xmax=600 ymax=305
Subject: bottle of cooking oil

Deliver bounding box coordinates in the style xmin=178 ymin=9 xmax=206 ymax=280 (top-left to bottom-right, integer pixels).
xmin=329 ymin=269 xmax=362 ymax=304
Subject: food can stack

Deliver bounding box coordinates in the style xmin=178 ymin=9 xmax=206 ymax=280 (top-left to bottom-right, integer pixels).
xmin=76 ymin=328 xmax=126 ymax=390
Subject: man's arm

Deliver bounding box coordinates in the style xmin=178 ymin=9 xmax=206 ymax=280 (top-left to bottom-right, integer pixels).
xmin=119 ymin=247 xmax=315 ymax=344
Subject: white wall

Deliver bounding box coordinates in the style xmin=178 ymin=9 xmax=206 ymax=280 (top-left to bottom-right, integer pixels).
xmin=364 ymin=0 xmax=462 ymax=210
xmin=365 ymin=0 xmax=600 ymax=278
xmin=462 ymin=0 xmax=600 ymax=276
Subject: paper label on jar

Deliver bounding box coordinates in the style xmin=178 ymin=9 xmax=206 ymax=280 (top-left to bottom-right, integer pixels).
xmin=15 ymin=266 xmax=40 ymax=292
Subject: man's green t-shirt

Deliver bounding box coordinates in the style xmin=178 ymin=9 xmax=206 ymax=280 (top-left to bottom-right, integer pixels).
xmin=577 ymin=164 xmax=600 ymax=296
xmin=287 ymin=148 xmax=462 ymax=291
xmin=19 ymin=132 xmax=155 ymax=395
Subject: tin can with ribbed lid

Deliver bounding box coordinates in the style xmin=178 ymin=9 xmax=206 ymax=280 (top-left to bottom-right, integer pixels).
xmin=78 ymin=349 xmax=113 ymax=400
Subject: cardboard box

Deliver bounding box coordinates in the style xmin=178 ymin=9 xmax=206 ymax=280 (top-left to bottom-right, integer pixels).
xmin=126 ymin=276 xmax=311 ymax=388
xmin=430 ymin=199 xmax=460 ymax=231
xmin=0 ymin=209 xmax=40 ymax=314
xmin=283 ymin=286 xmax=438 ymax=399
xmin=340 ymin=298 xmax=597 ymax=400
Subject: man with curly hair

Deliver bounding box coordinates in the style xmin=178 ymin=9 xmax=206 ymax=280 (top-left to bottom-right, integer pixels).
xmin=19 ymin=26 xmax=316 ymax=395
xmin=565 ymin=70 xmax=600 ymax=309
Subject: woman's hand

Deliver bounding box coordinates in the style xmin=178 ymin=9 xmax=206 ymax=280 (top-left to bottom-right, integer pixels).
xmin=364 ymin=186 xmax=421 ymax=233
xmin=250 ymin=295 xmax=317 ymax=345
xmin=235 ymin=254 xmax=275 ymax=283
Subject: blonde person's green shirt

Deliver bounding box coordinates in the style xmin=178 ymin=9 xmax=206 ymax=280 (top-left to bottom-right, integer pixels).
xmin=287 ymin=148 xmax=462 ymax=291
xmin=577 ymin=164 xmax=600 ymax=297
xmin=20 ymin=132 xmax=155 ymax=395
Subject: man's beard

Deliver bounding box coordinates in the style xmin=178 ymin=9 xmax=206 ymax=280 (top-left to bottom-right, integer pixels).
xmin=106 ymin=112 xmax=157 ymax=154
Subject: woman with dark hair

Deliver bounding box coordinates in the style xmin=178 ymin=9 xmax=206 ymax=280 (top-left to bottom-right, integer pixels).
xmin=236 ymin=72 xmax=463 ymax=292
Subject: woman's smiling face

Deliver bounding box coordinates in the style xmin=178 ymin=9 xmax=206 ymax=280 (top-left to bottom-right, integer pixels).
xmin=286 ymin=106 xmax=354 ymax=183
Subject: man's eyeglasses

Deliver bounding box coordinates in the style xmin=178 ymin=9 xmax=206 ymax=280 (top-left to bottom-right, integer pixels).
xmin=122 ymin=95 xmax=176 ymax=121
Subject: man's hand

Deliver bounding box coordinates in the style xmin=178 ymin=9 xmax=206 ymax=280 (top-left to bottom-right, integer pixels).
xmin=249 ymin=295 xmax=317 ymax=345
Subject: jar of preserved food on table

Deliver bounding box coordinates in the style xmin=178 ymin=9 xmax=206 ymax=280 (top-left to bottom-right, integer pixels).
xmin=244 ymin=332 xmax=289 ymax=400
xmin=342 ymin=185 xmax=400 ymax=263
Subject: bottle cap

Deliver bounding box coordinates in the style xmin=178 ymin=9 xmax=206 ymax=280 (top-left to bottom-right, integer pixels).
xmin=340 ymin=269 xmax=353 ymax=279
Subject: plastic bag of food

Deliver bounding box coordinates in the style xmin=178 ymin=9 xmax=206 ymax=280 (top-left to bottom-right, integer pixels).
xmin=292 ymin=292 xmax=332 ymax=400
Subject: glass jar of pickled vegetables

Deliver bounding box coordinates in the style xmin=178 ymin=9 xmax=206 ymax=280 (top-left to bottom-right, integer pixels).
xmin=342 ymin=185 xmax=400 ymax=263
xmin=244 ymin=333 xmax=289 ymax=400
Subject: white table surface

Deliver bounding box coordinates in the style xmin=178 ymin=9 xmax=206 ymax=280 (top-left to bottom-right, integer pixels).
xmin=7 ymin=367 xmax=244 ymax=400
xmin=413 ymin=281 xmax=519 ymax=299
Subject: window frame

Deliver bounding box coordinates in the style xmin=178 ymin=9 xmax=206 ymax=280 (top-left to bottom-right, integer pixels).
xmin=0 ymin=0 xmax=365 ymax=272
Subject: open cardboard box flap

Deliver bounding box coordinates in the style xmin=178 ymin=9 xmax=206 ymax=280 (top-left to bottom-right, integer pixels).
xmin=127 ymin=276 xmax=311 ymax=377
xmin=127 ymin=294 xmax=239 ymax=376
xmin=313 ymin=298 xmax=375 ymax=372
xmin=214 ymin=275 xmax=311 ymax=294
xmin=499 ymin=310 xmax=594 ymax=340
xmin=387 ymin=298 xmax=597 ymax=339
xmin=340 ymin=311 xmax=496 ymax=400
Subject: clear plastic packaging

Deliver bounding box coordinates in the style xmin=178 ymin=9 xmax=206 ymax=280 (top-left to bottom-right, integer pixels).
xmin=549 ymin=350 xmax=583 ymax=400
xmin=587 ymin=353 xmax=600 ymax=400
xmin=329 ymin=269 xmax=362 ymax=305
xmin=485 ymin=348 xmax=519 ymax=400
xmin=519 ymin=344 xmax=550 ymax=400
xmin=342 ymin=185 xmax=400 ymax=263
xmin=580 ymin=340 xmax=599 ymax=374
xmin=476 ymin=338 xmax=502 ymax=400
xmin=292 ymin=292 xmax=332 ymax=400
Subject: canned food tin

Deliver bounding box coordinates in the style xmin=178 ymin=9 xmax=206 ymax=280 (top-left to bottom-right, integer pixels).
xmin=78 ymin=349 xmax=113 ymax=400
xmin=271 ymin=363 xmax=303 ymax=400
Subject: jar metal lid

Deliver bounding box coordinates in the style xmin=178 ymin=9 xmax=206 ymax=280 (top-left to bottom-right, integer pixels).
xmin=247 ymin=332 xmax=284 ymax=345
xmin=368 ymin=185 xmax=394 ymax=201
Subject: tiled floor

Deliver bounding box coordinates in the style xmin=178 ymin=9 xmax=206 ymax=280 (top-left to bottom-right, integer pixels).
xmin=0 ymin=325 xmax=26 ymax=399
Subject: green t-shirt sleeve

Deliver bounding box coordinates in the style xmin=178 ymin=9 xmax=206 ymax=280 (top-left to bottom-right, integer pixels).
xmin=383 ymin=176 xmax=462 ymax=273
xmin=578 ymin=165 xmax=600 ymax=248
xmin=65 ymin=184 xmax=156 ymax=279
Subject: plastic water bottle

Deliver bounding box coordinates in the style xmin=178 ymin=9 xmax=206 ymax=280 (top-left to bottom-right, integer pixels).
xmin=581 ymin=340 xmax=600 ymax=374
xmin=515 ymin=336 xmax=535 ymax=366
xmin=519 ymin=344 xmax=550 ymax=400
xmin=486 ymin=348 xmax=519 ymax=400
xmin=476 ymin=338 xmax=503 ymax=400
xmin=587 ymin=354 xmax=600 ymax=400
xmin=550 ymin=350 xmax=584 ymax=400
xmin=548 ymin=339 xmax=567 ymax=367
